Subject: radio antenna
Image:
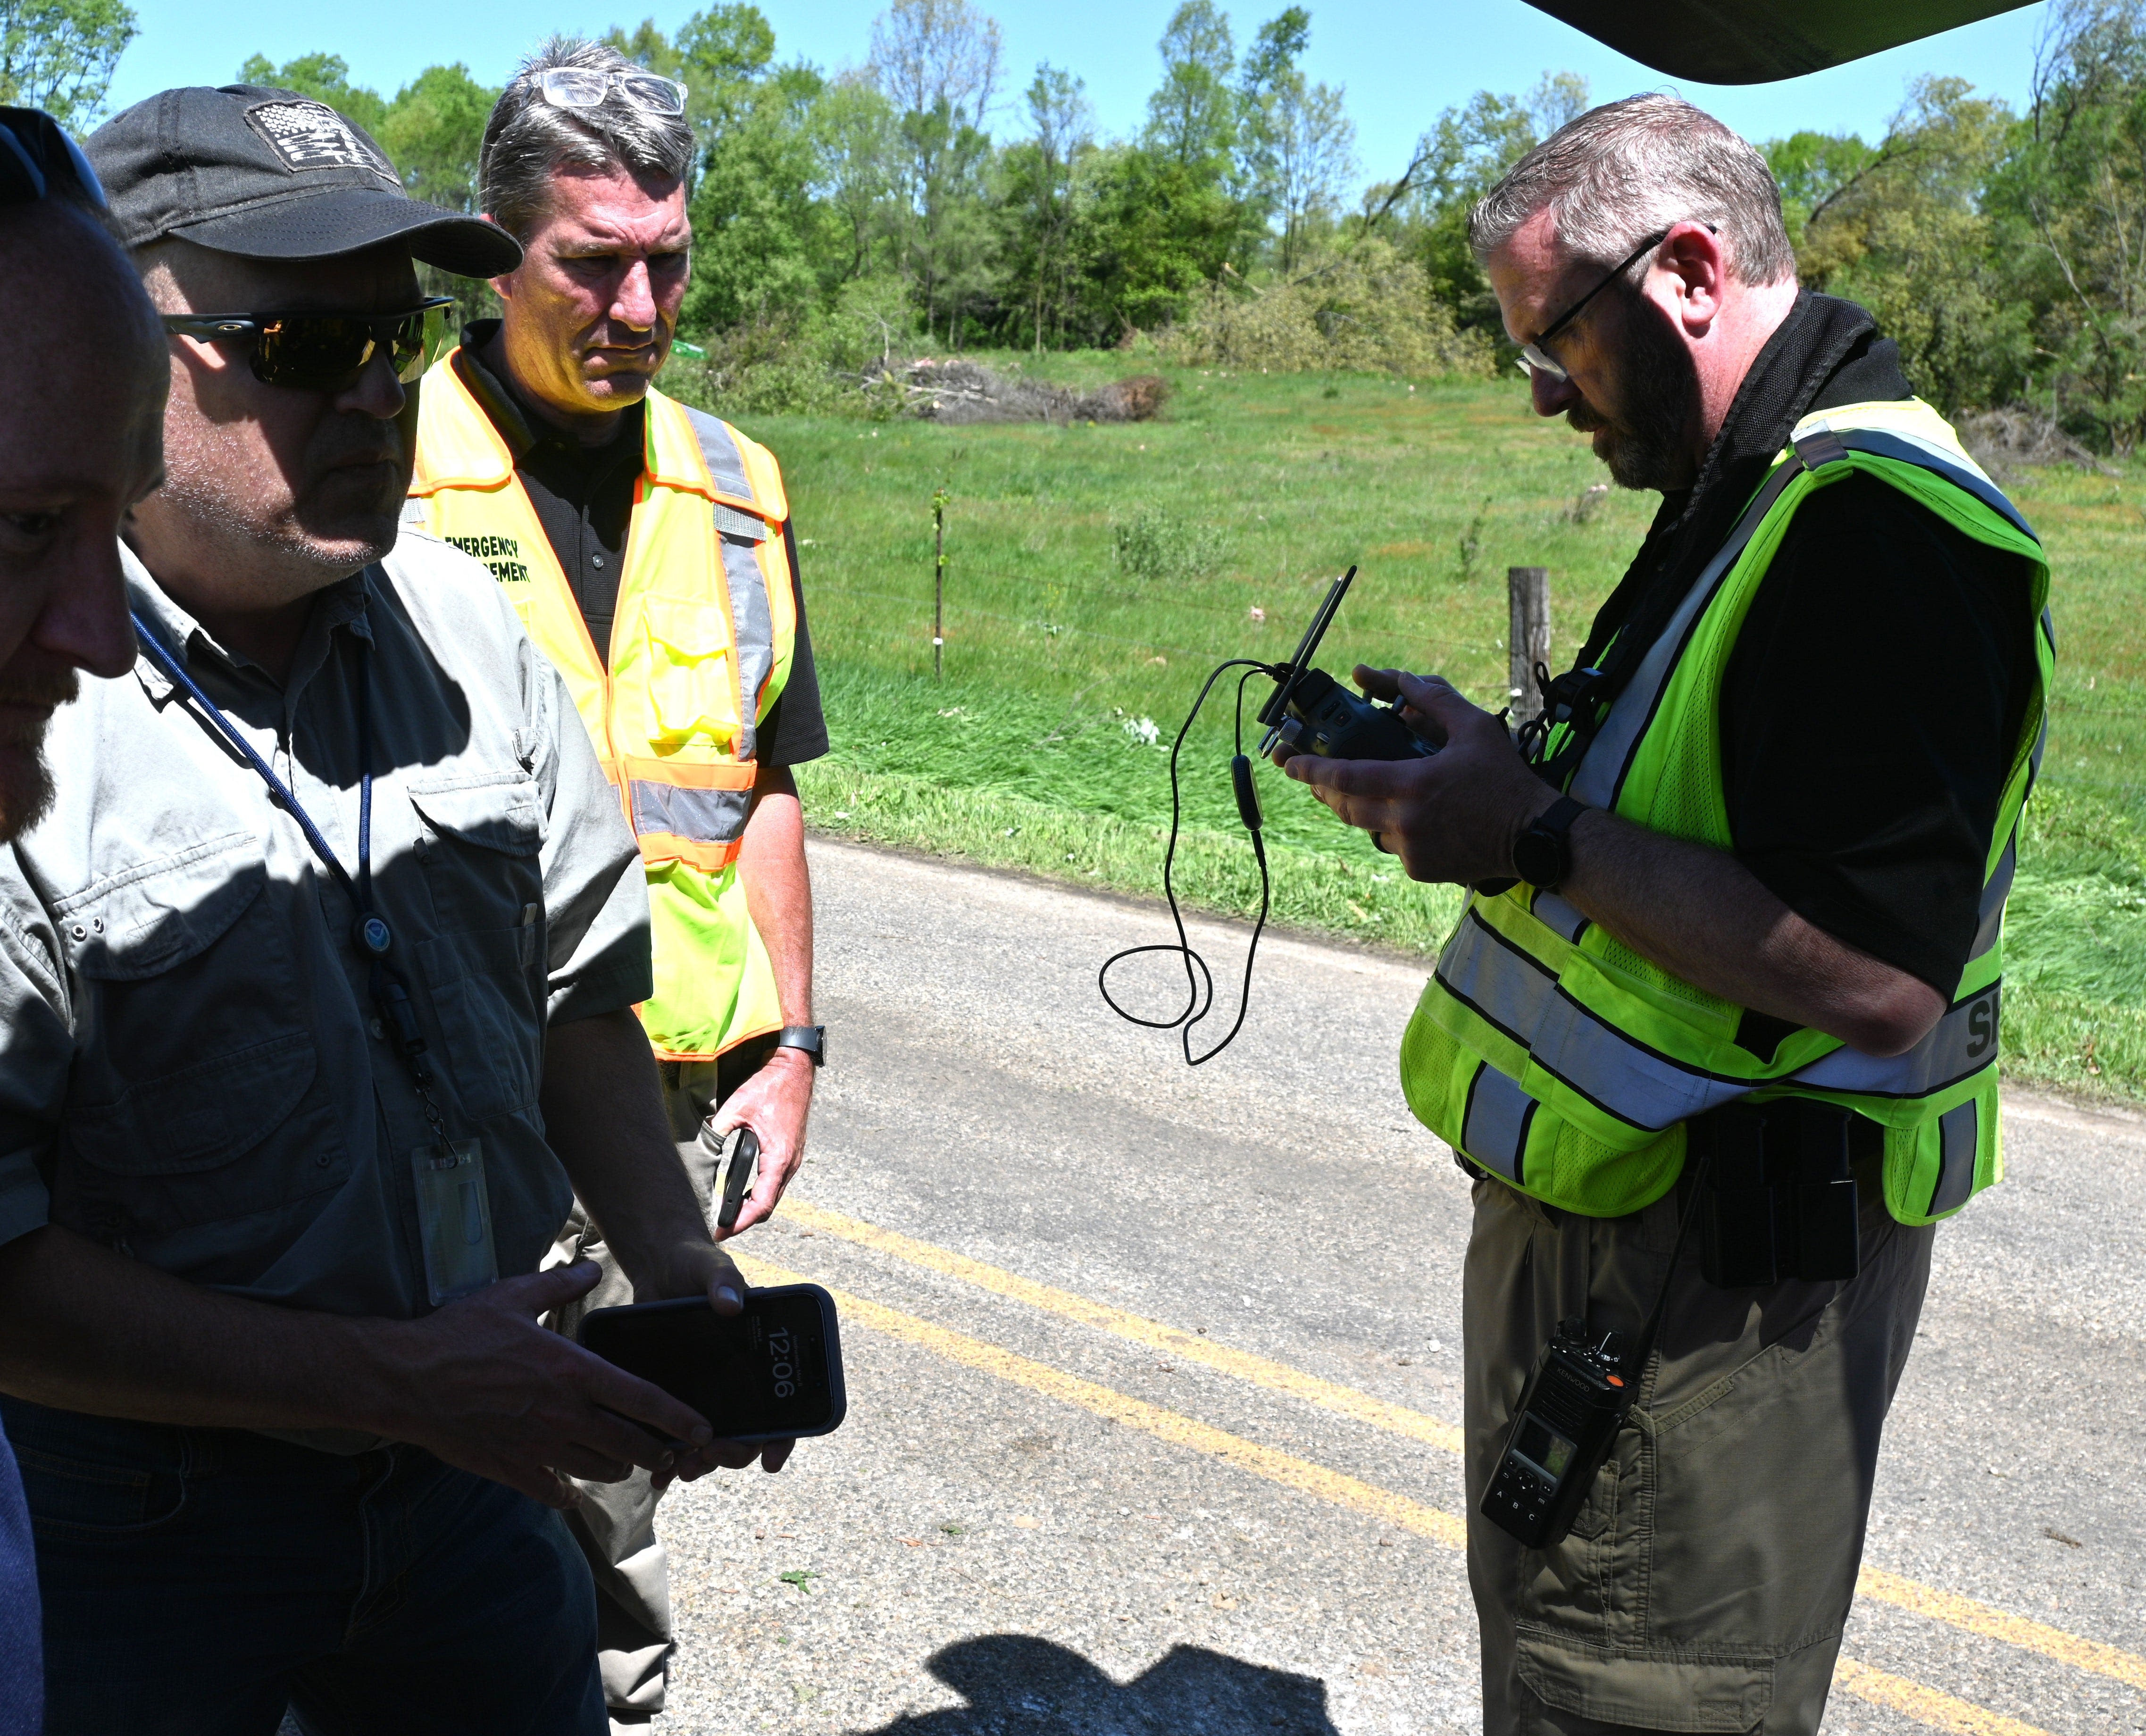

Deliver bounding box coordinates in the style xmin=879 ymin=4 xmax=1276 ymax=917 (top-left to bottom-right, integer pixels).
xmin=1258 ymin=564 xmax=1357 ymax=730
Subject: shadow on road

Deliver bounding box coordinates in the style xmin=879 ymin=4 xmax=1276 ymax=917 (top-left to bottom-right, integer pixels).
xmin=851 ymin=1634 xmax=1340 ymax=1734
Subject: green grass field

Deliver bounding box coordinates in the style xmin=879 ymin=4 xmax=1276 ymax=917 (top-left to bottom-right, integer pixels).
xmin=743 ymin=356 xmax=2146 ymax=1102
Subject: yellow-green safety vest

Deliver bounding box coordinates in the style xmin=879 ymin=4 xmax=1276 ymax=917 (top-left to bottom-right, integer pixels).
xmin=1401 ymin=399 xmax=2054 ymax=1225
xmin=408 ymin=348 xmax=798 ymax=1062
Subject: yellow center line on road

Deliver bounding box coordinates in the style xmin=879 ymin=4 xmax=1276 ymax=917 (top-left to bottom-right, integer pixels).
xmin=731 ymin=1251 xmax=2053 ymax=1736
xmin=1832 ymin=1661 xmax=2056 ymax=1736
xmin=780 ymin=1198 xmax=1465 ymax=1453
xmin=775 ymin=1198 xmax=2146 ymax=1703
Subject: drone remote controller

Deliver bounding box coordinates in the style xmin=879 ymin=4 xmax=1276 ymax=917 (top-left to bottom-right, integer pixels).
xmin=1257 ymin=567 xmax=1436 ymax=763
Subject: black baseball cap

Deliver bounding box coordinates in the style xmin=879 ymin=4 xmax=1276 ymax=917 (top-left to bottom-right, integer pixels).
xmin=85 ymin=84 xmax=521 ymax=277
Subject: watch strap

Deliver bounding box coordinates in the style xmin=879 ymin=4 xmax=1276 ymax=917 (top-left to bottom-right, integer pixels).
xmin=1517 ymin=796 xmax=1587 ymax=890
xmin=774 ymin=1024 xmax=826 ymax=1067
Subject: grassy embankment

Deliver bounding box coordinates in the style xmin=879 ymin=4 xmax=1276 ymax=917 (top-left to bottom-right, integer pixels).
xmin=746 ymin=357 xmax=2146 ymax=1102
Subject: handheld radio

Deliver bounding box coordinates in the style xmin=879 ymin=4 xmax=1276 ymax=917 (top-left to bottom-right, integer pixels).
xmin=1482 ymin=1321 xmax=1634 ymax=1548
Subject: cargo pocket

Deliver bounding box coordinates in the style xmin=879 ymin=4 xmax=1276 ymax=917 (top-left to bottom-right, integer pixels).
xmin=1516 ymin=1628 xmax=1772 ymax=1733
xmin=640 ymin=593 xmax=741 ymax=747
xmin=409 ymin=776 xmax=548 ymax=1122
xmin=55 ymin=835 xmax=349 ymax=1245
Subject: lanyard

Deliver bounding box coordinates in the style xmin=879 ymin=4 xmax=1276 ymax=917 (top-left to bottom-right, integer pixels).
xmin=129 ymin=614 xmax=456 ymax=1152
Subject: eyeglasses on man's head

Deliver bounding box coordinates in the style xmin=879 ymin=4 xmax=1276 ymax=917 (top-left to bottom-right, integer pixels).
xmin=536 ymin=68 xmax=688 ymax=118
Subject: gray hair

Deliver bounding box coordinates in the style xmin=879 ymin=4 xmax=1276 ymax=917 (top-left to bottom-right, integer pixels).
xmin=1469 ymin=94 xmax=1795 ymax=288
xmin=480 ymin=36 xmax=695 ymax=243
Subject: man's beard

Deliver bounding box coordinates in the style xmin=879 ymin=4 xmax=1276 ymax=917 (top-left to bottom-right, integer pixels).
xmin=0 ymin=669 xmax=77 ymax=843
xmin=1565 ymin=299 xmax=1694 ymax=492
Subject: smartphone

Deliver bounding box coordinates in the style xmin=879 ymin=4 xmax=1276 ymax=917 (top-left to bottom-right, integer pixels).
xmin=579 ymin=1283 xmax=846 ymax=1444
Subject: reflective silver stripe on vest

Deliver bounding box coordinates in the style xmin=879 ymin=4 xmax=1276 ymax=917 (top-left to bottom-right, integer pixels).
xmin=1462 ymin=1063 xmax=1536 ymax=1183
xmin=1808 ymin=425 xmax=2036 ymax=540
xmin=1570 ymin=453 xmax=1808 ymax=810
xmin=1971 ymin=831 xmax=2016 ymax=960
xmin=627 ymin=778 xmax=753 ymax=847
xmin=1437 ymin=907 xmax=2002 ymax=1130
xmin=1788 ymin=983 xmax=2000 ymax=1099
xmin=1532 ymin=891 xmax=1590 ymax=944
xmin=1930 ymin=1099 xmax=1979 ymax=1215
xmin=1437 ymin=912 xmax=1751 ymax=1130
xmin=685 ymin=409 xmax=776 ymax=760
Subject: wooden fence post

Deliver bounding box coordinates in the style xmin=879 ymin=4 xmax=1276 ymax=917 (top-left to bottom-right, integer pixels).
xmin=1508 ymin=566 xmax=1550 ymax=725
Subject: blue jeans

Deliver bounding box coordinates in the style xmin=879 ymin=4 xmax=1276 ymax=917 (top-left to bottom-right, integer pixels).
xmin=0 ymin=1420 xmax=39 ymax=1736
xmin=0 ymin=1400 xmax=606 ymax=1736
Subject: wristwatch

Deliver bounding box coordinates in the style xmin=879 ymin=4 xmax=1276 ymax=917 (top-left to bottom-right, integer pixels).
xmin=1512 ymin=797 xmax=1587 ymax=892
xmin=774 ymin=1025 xmax=826 ymax=1068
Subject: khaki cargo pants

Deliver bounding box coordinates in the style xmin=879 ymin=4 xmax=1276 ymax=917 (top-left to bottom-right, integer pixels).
xmin=1464 ymin=1158 xmax=1933 ymax=1735
xmin=546 ymin=1045 xmax=774 ymax=1726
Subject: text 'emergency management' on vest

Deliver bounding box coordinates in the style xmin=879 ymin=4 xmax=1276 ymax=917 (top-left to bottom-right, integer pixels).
xmin=445 ymin=533 xmax=530 ymax=585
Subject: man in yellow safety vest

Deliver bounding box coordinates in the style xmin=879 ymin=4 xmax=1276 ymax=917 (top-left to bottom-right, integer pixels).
xmin=408 ymin=37 xmax=827 ymax=1727
xmin=1280 ymin=96 xmax=2047 ymax=1736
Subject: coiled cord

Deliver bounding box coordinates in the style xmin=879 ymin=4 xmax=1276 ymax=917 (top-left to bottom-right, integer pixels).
xmin=1099 ymin=659 xmax=1279 ymax=1065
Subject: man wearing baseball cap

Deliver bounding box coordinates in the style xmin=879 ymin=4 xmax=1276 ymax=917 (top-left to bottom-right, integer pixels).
xmin=0 ymin=85 xmax=784 ymax=1735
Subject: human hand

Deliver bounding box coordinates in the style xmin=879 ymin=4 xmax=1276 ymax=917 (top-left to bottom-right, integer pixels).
xmin=634 ymin=1238 xmax=795 ymax=1485
xmin=1278 ymin=668 xmax=1559 ymax=885
xmin=704 ymin=1048 xmax=815 ymax=1238
xmin=369 ymin=1260 xmax=726 ymax=1510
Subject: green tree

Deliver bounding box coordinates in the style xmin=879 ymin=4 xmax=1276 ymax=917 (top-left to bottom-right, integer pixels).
xmin=234 ymin=51 xmax=388 ymax=132
xmin=1394 ymin=75 xmax=1582 ymax=336
xmin=1786 ymin=77 xmax=2026 ymax=418
xmin=1 ymin=0 xmax=135 ymax=131
xmin=378 ymin=63 xmax=496 ymax=214
xmin=869 ymin=0 xmax=1002 ymax=343
xmin=685 ymin=62 xmax=841 ymax=333
xmin=995 ymin=64 xmax=1091 ymax=351
xmin=1143 ymin=0 xmax=1235 ymax=184
xmin=1075 ymin=143 xmax=1244 ymax=335
xmin=1986 ymin=0 xmax=2146 ymax=448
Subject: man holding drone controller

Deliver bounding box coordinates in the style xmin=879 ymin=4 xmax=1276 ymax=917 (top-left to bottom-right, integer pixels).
xmin=1279 ymin=96 xmax=2048 ymax=1736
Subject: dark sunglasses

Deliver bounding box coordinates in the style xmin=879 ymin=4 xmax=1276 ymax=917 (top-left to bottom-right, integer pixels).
xmin=160 ymin=296 xmax=456 ymax=392
xmin=0 ymin=106 xmax=105 ymax=210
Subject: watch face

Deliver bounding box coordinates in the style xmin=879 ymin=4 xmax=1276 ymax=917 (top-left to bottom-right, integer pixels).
xmin=1514 ymin=829 xmax=1561 ymax=889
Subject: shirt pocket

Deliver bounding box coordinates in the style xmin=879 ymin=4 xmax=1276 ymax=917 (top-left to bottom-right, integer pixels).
xmin=54 ymin=835 xmax=349 ymax=1251
xmin=409 ymin=777 xmax=548 ymax=1122
xmin=639 ymin=594 xmax=741 ymax=748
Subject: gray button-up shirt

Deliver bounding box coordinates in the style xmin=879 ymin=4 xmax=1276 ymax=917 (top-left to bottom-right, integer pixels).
xmin=0 ymin=530 xmax=652 ymax=1319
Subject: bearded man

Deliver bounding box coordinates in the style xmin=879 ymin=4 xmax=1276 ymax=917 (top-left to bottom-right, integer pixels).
xmin=1281 ymin=95 xmax=2048 ymax=1736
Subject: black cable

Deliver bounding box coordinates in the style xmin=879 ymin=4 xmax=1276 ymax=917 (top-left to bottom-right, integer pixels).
xmin=1623 ymin=1148 xmax=1712 ymax=1389
xmin=1099 ymin=659 xmax=1278 ymax=1065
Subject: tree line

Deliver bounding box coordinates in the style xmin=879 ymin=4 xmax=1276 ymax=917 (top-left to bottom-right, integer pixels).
xmin=14 ymin=0 xmax=2146 ymax=447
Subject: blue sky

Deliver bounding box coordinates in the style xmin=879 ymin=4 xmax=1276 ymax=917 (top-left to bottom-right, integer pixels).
xmin=106 ymin=0 xmax=2052 ymax=190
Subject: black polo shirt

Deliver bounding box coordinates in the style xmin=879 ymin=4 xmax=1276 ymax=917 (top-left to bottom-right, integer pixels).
xmin=452 ymin=323 xmax=828 ymax=768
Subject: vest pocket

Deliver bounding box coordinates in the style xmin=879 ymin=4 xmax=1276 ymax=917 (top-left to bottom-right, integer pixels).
xmin=639 ymin=593 xmax=742 ymax=746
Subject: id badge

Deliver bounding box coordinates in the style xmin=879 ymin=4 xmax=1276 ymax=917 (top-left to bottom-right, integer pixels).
xmin=412 ymin=1140 xmax=499 ymax=1307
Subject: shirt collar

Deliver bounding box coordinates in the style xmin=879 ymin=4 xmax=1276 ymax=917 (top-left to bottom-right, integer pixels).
xmin=455 ymin=317 xmax=646 ymax=473
xmin=124 ymin=542 xmax=375 ymax=707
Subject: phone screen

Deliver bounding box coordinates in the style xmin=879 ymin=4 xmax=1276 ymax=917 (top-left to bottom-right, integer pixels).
xmin=580 ymin=1285 xmax=842 ymax=1439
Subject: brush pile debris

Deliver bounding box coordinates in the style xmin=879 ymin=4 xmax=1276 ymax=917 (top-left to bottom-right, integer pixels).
xmin=1956 ymin=408 xmax=2119 ymax=481
xmin=869 ymin=357 xmax=1167 ymax=425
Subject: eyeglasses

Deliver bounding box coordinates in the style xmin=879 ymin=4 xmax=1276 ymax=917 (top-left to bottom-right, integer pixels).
xmin=160 ymin=297 xmax=456 ymax=393
xmin=536 ymin=67 xmax=689 ymax=117
xmin=0 ymin=106 xmax=105 ymax=211
xmin=1518 ymin=225 xmax=1713 ymax=383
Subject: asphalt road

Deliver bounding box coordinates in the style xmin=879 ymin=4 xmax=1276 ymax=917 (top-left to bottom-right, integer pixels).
xmin=644 ymin=838 xmax=2146 ymax=1736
